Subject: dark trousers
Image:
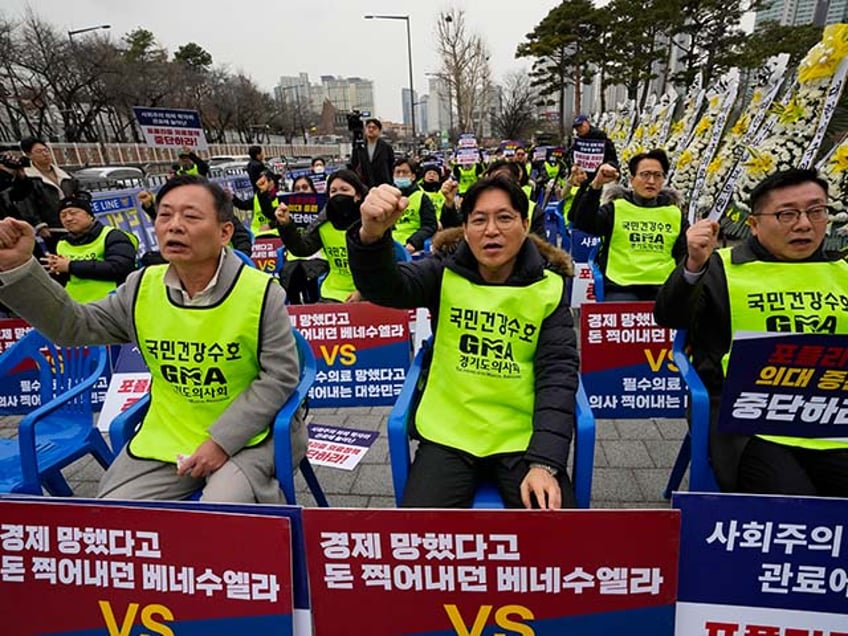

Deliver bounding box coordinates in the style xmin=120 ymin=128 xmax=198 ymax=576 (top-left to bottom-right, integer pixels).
xmin=401 ymin=440 xmax=576 ymax=509
xmin=737 ymin=436 xmax=848 ymax=497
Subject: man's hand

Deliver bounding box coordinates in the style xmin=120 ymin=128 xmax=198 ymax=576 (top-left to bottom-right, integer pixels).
xmin=359 ymin=184 xmax=408 ymax=244
xmin=685 ymin=219 xmax=719 ymax=273
xmin=176 ymin=439 xmax=229 ymax=479
xmin=590 ymin=163 xmax=619 ymax=190
xmin=138 ymin=190 xmax=154 ymax=207
xmin=274 ymin=202 xmax=290 ymax=225
xmin=441 ymin=179 xmax=458 ymax=207
xmin=405 ymin=243 xmax=416 ymax=255
xmin=43 ymin=254 xmax=70 ymax=274
xmin=520 ymin=467 xmax=562 ymax=510
xmin=0 ymin=218 xmax=36 ymax=271
xmin=344 ymin=290 xmax=363 ymax=303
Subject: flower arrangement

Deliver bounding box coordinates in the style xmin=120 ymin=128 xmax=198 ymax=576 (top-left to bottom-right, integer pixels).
xmin=733 ymin=24 xmax=848 ymax=213
xmin=664 ymin=74 xmax=704 ymax=163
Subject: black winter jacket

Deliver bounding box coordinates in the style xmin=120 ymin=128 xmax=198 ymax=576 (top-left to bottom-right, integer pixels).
xmin=347 ymin=224 xmax=579 ymax=472
xmin=54 ymin=220 xmax=137 ymax=287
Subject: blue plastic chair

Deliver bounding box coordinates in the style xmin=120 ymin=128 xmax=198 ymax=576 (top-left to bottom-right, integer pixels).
xmin=544 ymin=203 xmax=570 ymax=251
xmin=587 ymin=242 xmax=605 ymax=302
xmin=388 ymin=340 xmax=596 ymax=508
xmin=108 ymin=329 xmax=329 ymax=506
xmin=662 ymin=328 xmax=720 ymax=498
xmin=392 ymin=240 xmax=413 ymax=263
xmin=0 ymin=330 xmax=113 ymax=495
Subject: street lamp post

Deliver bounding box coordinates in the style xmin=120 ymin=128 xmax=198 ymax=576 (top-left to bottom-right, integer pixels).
xmin=364 ymin=14 xmax=416 ymax=142
xmin=67 ymin=24 xmax=110 ymax=42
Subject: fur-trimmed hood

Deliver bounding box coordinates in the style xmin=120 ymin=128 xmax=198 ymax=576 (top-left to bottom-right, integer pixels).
xmin=431 ymin=226 xmax=574 ymax=277
xmin=600 ymin=183 xmax=684 ymax=208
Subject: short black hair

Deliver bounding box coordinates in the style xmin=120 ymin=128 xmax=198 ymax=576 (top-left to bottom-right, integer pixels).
xmin=155 ymin=175 xmax=233 ymax=223
xmin=365 ymin=118 xmax=382 ymax=130
xmin=248 ymin=145 xmax=263 ymax=159
xmin=393 ymin=156 xmax=415 ymax=172
xmin=20 ymin=136 xmax=47 ymax=154
xmin=311 ymin=156 xmax=325 ymax=167
xmin=629 ymin=149 xmax=670 ymax=176
xmin=326 ymin=169 xmax=369 ymax=199
xmin=484 ymin=159 xmax=522 ymax=183
xmin=460 ymin=174 xmax=529 ymax=220
xmin=292 ymin=175 xmax=318 ymax=193
xmin=750 ymin=168 xmax=829 ymax=214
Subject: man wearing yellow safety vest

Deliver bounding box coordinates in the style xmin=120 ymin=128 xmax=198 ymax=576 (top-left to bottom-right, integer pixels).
xmin=572 ymin=149 xmax=688 ymax=301
xmin=451 ymin=157 xmax=483 ymax=196
xmin=348 ymin=175 xmax=579 ymax=509
xmin=232 ymin=170 xmax=281 ymax=238
xmin=175 ymin=147 xmax=210 ymax=177
xmin=44 ymin=191 xmax=137 ymax=303
xmin=655 ymin=168 xmax=848 ymax=496
xmin=391 ymin=158 xmax=437 ymax=254
xmin=419 ymin=163 xmax=461 ymax=229
xmin=0 ymin=175 xmax=305 ymax=503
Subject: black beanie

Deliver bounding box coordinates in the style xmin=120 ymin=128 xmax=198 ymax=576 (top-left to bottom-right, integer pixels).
xmin=58 ymin=191 xmax=94 ymax=216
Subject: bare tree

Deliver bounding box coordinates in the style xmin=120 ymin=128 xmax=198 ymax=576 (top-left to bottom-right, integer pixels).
xmin=492 ymin=70 xmax=537 ymax=141
xmin=435 ymin=8 xmax=493 ymax=138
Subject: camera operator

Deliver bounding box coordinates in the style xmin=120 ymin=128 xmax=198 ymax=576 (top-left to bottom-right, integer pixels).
xmin=11 ymin=137 xmax=75 ymax=252
xmin=349 ymin=117 xmax=394 ymax=188
xmin=0 ymin=152 xmax=30 ymax=220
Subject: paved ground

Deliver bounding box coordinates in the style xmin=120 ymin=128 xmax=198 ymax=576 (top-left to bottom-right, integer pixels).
xmin=1 ymin=407 xmax=690 ymax=507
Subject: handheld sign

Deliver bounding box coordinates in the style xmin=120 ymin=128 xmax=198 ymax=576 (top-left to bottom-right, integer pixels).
xmin=133 ymin=107 xmax=209 ymax=151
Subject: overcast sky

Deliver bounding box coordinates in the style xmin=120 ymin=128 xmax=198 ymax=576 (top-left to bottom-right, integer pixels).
xmin=4 ymin=0 xmax=570 ymax=122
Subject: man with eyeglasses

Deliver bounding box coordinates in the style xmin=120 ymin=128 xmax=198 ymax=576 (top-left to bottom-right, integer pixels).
xmin=348 ymin=175 xmax=580 ymax=509
xmin=572 ymin=148 xmax=688 ymax=301
xmin=654 ymin=168 xmax=848 ymax=496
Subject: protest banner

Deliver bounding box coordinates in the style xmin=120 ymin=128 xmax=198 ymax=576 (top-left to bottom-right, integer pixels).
xmin=287 ymin=303 xmax=410 ymax=407
xmin=718 ymin=333 xmax=848 ymax=438
xmin=97 ymin=344 xmax=150 ymax=433
xmin=133 ymin=107 xmax=209 ymax=151
xmin=674 ymin=492 xmax=848 ymax=635
xmin=249 ymin=237 xmax=284 ymax=273
xmin=303 ymin=508 xmax=680 ymax=635
xmin=91 ymin=189 xmax=156 ymax=252
xmin=569 ymin=229 xmax=601 ymax=308
xmin=306 ymin=424 xmax=379 ymax=471
xmin=0 ymin=499 xmax=294 ymax=635
xmin=580 ymin=301 xmax=686 ymax=418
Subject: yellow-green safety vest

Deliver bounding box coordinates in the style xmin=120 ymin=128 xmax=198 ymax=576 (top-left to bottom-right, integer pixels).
xmin=176 ymin=164 xmax=200 ymax=176
xmin=130 ymin=263 xmax=273 ymax=462
xmin=605 ymin=199 xmax=681 ymax=287
xmin=393 ymin=190 xmax=424 ymax=246
xmin=423 ymin=189 xmax=446 ymax=218
xmin=251 ymin=194 xmax=279 ymax=238
xmin=318 ymin=221 xmax=355 ymax=302
xmin=456 ymin=165 xmax=479 ymax=195
xmin=416 ymin=268 xmax=564 ymax=456
xmin=719 ymin=248 xmax=848 ymax=451
xmin=56 ymin=227 xmax=118 ymax=303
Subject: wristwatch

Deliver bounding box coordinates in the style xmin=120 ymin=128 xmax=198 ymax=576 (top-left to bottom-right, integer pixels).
xmin=529 ymin=463 xmax=559 ymax=477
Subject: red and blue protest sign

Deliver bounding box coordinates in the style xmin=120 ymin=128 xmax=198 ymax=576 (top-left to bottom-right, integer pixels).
xmin=569 ymin=229 xmax=602 ymax=307
xmin=0 ymin=499 xmax=294 ymax=635
xmin=250 ymin=236 xmax=284 ymax=273
xmin=288 ymin=303 xmax=411 ymax=407
xmin=673 ymin=492 xmax=848 ymax=635
xmin=303 ymin=508 xmax=680 ymax=635
xmin=132 ymin=107 xmax=208 ymax=151
xmin=580 ymin=301 xmax=686 ymax=418
xmin=718 ymin=333 xmax=848 ymax=437
xmin=278 ymin=192 xmax=326 ymax=232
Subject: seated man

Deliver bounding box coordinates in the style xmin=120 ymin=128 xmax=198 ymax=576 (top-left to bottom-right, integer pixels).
xmin=348 ymin=175 xmax=579 ymax=509
xmin=572 ymin=149 xmax=688 ymax=301
xmin=47 ymin=191 xmax=137 ymax=303
xmin=654 ymin=168 xmax=848 ymax=496
xmin=0 ymin=175 xmax=305 ymax=503
xmin=390 ymin=158 xmax=437 ymax=254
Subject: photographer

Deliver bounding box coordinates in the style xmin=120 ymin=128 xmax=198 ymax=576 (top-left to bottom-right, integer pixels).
xmin=0 ymin=152 xmax=29 ymax=220
xmin=12 ymin=137 xmax=75 ymax=252
xmin=348 ymin=117 xmax=394 ymax=188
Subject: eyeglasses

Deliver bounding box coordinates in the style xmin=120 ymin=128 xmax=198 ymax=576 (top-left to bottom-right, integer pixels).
xmin=754 ymin=205 xmax=831 ymax=225
xmin=636 ymin=171 xmax=665 ymax=181
xmin=467 ymin=213 xmax=522 ymax=230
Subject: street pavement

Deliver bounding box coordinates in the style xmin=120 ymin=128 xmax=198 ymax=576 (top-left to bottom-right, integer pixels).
xmin=0 ymin=407 xmax=690 ymax=507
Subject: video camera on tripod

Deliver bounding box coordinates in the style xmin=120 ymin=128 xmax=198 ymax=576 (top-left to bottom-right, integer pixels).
xmin=346 ymin=109 xmax=371 ymax=148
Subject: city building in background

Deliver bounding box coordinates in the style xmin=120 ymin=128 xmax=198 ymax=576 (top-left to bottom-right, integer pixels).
xmin=754 ymin=0 xmax=848 ymax=27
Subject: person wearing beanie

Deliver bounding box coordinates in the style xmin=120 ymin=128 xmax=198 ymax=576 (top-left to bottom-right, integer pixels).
xmin=45 ymin=191 xmax=137 ymax=303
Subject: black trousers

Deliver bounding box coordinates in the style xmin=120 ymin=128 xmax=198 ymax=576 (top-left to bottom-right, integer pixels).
xmin=401 ymin=440 xmax=576 ymax=509
xmin=737 ymin=436 xmax=848 ymax=497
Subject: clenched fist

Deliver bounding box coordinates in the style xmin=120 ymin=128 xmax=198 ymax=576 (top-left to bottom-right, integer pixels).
xmin=590 ymin=163 xmax=619 ymax=189
xmin=685 ymin=219 xmax=719 ymax=273
xmin=0 ymin=218 xmax=36 ymax=272
xmin=359 ymin=185 xmax=409 ymax=244
xmin=275 ymin=202 xmax=290 ymax=225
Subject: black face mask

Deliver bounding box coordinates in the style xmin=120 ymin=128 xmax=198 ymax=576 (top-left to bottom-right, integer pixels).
xmin=420 ymin=181 xmax=441 ymax=193
xmin=326 ymin=194 xmax=361 ymax=231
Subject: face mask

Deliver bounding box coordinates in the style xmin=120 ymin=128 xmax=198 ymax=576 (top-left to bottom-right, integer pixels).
xmin=394 ymin=177 xmax=412 ymax=189
xmin=326 ymin=194 xmax=361 ymax=231
xmin=421 ymin=181 xmax=440 ymax=193
xmin=313 ymin=165 xmax=325 ymax=174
